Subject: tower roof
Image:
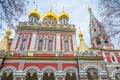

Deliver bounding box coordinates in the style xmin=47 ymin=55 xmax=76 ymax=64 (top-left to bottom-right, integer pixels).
xmin=0 ymin=29 xmax=12 ymax=52
xmin=78 ymin=28 xmax=89 ymax=53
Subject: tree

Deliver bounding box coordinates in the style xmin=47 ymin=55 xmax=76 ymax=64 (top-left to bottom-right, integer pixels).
xmin=1 ymin=73 xmax=7 ymax=80
xmin=97 ymin=0 xmax=120 ymax=46
xmin=32 ymin=73 xmax=38 ymax=80
xmin=87 ymin=72 xmax=93 ymax=80
xmin=0 ymin=0 xmax=28 ymax=30
xmin=65 ymin=73 xmax=71 ymax=80
xmin=49 ymin=72 xmax=55 ymax=80
xmin=7 ymin=73 xmax=13 ymax=80
xmin=42 ymin=72 xmax=49 ymax=80
xmin=25 ymin=72 xmax=31 ymax=80
xmin=71 ymin=73 xmax=76 ymax=80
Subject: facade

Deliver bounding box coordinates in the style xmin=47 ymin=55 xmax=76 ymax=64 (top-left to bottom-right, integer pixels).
xmin=0 ymin=7 xmax=120 ymax=80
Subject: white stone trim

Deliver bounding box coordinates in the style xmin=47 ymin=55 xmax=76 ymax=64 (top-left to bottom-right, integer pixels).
xmin=56 ymin=34 xmax=60 ymax=51
xmin=41 ymin=66 xmax=57 ymax=73
xmin=1 ymin=66 xmax=17 ymax=73
xmin=29 ymin=33 xmax=37 ymax=50
xmin=102 ymin=51 xmax=107 ymax=63
xmin=24 ymin=66 xmax=41 ymax=73
xmin=10 ymin=33 xmax=19 ymax=50
xmin=63 ymin=66 xmax=78 ymax=74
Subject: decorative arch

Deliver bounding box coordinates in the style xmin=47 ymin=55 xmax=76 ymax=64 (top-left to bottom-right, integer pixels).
xmin=112 ymin=70 xmax=120 ymax=78
xmin=63 ymin=66 xmax=78 ymax=74
xmin=1 ymin=66 xmax=17 ymax=73
xmin=84 ymin=65 xmax=102 ymax=73
xmin=41 ymin=66 xmax=57 ymax=74
xmin=24 ymin=66 xmax=41 ymax=73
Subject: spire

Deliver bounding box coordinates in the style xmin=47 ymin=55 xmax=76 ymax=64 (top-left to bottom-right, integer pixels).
xmin=78 ymin=27 xmax=89 ymax=53
xmin=0 ymin=29 xmax=12 ymax=52
xmin=88 ymin=6 xmax=114 ymax=49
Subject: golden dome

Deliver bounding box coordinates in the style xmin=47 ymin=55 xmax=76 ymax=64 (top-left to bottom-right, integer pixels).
xmin=29 ymin=9 xmax=40 ymax=19
xmin=43 ymin=11 xmax=58 ymax=22
xmin=6 ymin=29 xmax=12 ymax=35
xmin=59 ymin=11 xmax=69 ymax=20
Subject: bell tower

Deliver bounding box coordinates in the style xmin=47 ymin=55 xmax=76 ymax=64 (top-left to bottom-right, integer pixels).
xmin=88 ymin=7 xmax=114 ymax=49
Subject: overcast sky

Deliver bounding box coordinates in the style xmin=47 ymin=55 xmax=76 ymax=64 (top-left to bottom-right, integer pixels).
xmin=0 ymin=0 xmax=119 ymax=49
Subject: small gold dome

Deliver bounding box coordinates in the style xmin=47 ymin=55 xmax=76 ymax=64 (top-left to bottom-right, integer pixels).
xmin=59 ymin=11 xmax=69 ymax=20
xmin=43 ymin=11 xmax=58 ymax=22
xmin=6 ymin=29 xmax=12 ymax=35
xmin=29 ymin=10 xmax=40 ymax=19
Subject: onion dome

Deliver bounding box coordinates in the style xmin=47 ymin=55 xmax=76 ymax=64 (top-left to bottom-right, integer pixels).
xmin=59 ymin=11 xmax=69 ymax=20
xmin=6 ymin=29 xmax=12 ymax=36
xmin=29 ymin=9 xmax=40 ymax=19
xmin=43 ymin=11 xmax=58 ymax=22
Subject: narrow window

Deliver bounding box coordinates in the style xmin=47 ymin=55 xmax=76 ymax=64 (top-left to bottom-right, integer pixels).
xmin=20 ymin=39 xmax=27 ymax=50
xmin=111 ymin=56 xmax=116 ymax=62
xmin=48 ymin=40 xmax=53 ymax=50
xmin=64 ymin=40 xmax=69 ymax=51
xmin=38 ymin=40 xmax=43 ymax=50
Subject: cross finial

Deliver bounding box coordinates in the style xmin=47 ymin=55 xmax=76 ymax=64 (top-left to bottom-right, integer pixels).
xmin=33 ymin=0 xmax=37 ymax=10
xmin=50 ymin=6 xmax=52 ymax=12
xmin=79 ymin=27 xmax=81 ymax=33
xmin=88 ymin=5 xmax=91 ymax=11
xmin=62 ymin=6 xmax=64 ymax=12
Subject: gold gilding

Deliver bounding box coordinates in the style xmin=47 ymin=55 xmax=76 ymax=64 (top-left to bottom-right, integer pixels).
xmin=43 ymin=11 xmax=58 ymax=22
xmin=59 ymin=11 xmax=69 ymax=20
xmin=29 ymin=9 xmax=40 ymax=19
xmin=78 ymin=28 xmax=89 ymax=53
xmin=0 ymin=29 xmax=12 ymax=52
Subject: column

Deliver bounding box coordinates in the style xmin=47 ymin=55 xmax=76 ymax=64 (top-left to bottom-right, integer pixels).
xmin=10 ymin=33 xmax=19 ymax=50
xmin=56 ymin=34 xmax=60 ymax=51
xmin=29 ymin=33 xmax=37 ymax=50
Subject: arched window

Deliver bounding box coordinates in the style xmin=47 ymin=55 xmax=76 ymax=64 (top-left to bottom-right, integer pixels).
xmin=20 ymin=39 xmax=27 ymax=50
xmin=48 ymin=40 xmax=53 ymax=50
xmin=38 ymin=40 xmax=43 ymax=50
xmin=64 ymin=40 xmax=69 ymax=51
xmin=96 ymin=37 xmax=101 ymax=45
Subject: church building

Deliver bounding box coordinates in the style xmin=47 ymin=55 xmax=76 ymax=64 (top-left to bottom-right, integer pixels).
xmin=0 ymin=6 xmax=120 ymax=80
